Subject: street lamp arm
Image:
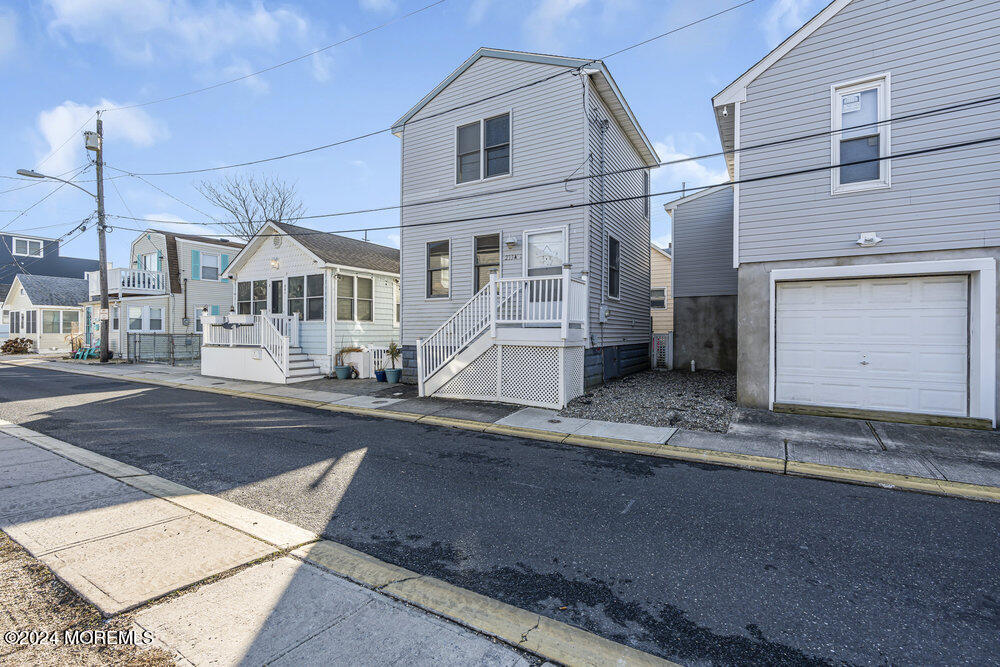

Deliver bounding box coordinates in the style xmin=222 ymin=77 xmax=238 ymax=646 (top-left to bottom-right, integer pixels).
xmin=15 ymin=168 xmax=96 ymax=199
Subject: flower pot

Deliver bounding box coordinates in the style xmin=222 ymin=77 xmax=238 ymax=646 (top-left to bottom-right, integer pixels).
xmin=385 ymin=368 xmax=402 ymax=383
xmin=374 ymin=369 xmax=387 ymax=382
xmin=334 ymin=365 xmax=352 ymax=380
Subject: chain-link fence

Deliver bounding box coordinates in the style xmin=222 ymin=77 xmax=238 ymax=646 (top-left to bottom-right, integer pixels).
xmin=128 ymin=333 xmax=201 ymax=365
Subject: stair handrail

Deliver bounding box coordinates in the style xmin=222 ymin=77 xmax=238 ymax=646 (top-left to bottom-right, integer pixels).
xmin=417 ymin=280 xmax=496 ymax=386
xmin=257 ymin=314 xmax=290 ymax=375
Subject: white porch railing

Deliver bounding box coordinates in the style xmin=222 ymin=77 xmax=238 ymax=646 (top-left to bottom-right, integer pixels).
xmin=416 ymin=267 xmax=587 ymax=392
xmin=87 ymin=268 xmax=166 ymax=297
xmin=202 ymin=312 xmax=298 ymax=375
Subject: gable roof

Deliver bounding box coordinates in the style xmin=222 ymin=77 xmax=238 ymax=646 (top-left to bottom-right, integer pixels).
xmin=651 ymin=244 xmax=672 ymax=259
xmin=391 ymin=47 xmax=658 ymax=167
xmin=662 ymin=183 xmax=733 ymax=213
xmin=12 ymin=274 xmax=88 ymax=307
xmin=273 ymin=222 xmax=399 ymax=274
xmin=146 ymin=230 xmax=244 ymax=294
xmin=712 ymin=0 xmax=851 ymax=177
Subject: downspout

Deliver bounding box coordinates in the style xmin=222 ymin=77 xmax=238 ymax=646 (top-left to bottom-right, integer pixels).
xmin=182 ymin=278 xmax=187 ymax=326
xmin=579 ymin=69 xmax=592 ymax=345
xmin=597 ymin=115 xmax=609 ymax=348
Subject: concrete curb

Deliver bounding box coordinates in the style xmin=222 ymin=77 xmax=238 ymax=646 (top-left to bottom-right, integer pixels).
xmin=4 ymin=359 xmax=999 ymax=505
xmin=0 ymin=413 xmax=675 ymax=665
xmin=292 ymin=540 xmax=675 ymax=666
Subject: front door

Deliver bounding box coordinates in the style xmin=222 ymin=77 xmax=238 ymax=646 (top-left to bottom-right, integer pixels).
xmin=270 ymin=279 xmax=283 ymax=315
xmin=524 ymin=229 xmax=566 ymax=323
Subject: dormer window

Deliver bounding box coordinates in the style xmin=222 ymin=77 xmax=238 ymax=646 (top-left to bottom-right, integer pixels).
xmin=456 ymin=113 xmax=510 ymax=183
xmin=832 ymin=74 xmax=890 ymax=193
xmin=12 ymin=237 xmax=43 ymax=258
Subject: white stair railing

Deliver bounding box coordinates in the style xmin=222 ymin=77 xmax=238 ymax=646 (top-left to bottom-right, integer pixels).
xmin=258 ymin=314 xmax=289 ymax=375
xmin=417 ymin=280 xmax=495 ymax=389
xmin=265 ymin=313 xmax=300 ymax=347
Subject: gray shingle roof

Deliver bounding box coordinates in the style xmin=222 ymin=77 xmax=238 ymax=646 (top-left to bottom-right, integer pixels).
xmin=273 ymin=222 xmax=399 ymax=274
xmin=15 ymin=274 xmax=89 ymax=307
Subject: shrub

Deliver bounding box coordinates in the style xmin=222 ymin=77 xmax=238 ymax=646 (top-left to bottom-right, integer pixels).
xmin=2 ymin=337 xmax=33 ymax=355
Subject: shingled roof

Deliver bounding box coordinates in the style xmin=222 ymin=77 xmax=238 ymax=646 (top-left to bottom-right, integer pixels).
xmin=273 ymin=222 xmax=399 ymax=274
xmin=14 ymin=274 xmax=89 ymax=307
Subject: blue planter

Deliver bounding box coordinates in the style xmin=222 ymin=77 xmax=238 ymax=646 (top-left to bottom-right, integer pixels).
xmin=334 ymin=365 xmax=352 ymax=380
xmin=374 ymin=369 xmax=387 ymax=382
xmin=385 ymin=368 xmax=402 ymax=383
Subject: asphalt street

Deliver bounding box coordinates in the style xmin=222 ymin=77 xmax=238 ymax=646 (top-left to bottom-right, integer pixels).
xmin=2 ymin=364 xmax=999 ymax=665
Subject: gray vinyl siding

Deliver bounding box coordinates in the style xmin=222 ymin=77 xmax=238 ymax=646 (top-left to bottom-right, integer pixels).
xmin=399 ymin=56 xmax=588 ymax=344
xmin=586 ymin=79 xmax=651 ymax=346
xmin=672 ymin=187 xmax=738 ymax=297
xmin=738 ymin=0 xmax=1000 ymax=263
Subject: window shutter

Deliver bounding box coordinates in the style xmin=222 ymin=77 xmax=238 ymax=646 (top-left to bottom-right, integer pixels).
xmin=210 ymin=305 xmax=220 ymax=316
xmin=157 ymin=250 xmax=163 ymax=272
xmin=134 ymin=256 xmax=140 ymax=270
xmin=220 ymin=254 xmax=229 ymax=282
xmin=191 ymin=250 xmax=200 ymax=281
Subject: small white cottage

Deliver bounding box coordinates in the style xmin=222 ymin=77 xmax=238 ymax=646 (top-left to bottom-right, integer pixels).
xmin=2 ymin=274 xmax=87 ymax=353
xmin=201 ymin=221 xmax=400 ymax=383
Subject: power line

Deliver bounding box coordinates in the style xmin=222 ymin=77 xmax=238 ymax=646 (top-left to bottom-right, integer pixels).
xmin=105 ymin=0 xmax=450 ymax=112
xmin=0 ymin=164 xmax=94 ymax=233
xmin=0 ymin=218 xmax=94 ymax=277
xmin=112 ymin=0 xmax=757 ymax=177
xmin=106 ymin=92 xmax=1000 ymax=229
xmin=109 ymin=133 xmax=1000 ymax=239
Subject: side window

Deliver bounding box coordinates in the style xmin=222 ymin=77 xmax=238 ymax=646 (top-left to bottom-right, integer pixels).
xmin=288 ymin=276 xmax=304 ymax=318
xmin=474 ymin=234 xmax=500 ymax=293
xmin=62 ymin=311 xmax=79 ymax=334
xmin=13 ymin=238 xmax=43 ymax=257
xmin=148 ymin=307 xmax=164 ymax=331
xmin=201 ymin=253 xmax=220 ymax=280
xmin=128 ymin=306 xmax=143 ymax=331
xmin=426 ymin=241 xmax=450 ymax=298
xmin=356 ymin=278 xmax=373 ymax=322
xmin=43 ymin=310 xmax=60 ymax=334
xmin=336 ymin=275 xmax=354 ymax=321
xmin=305 ymin=274 xmax=324 ymax=321
xmin=237 ymin=281 xmax=252 ymax=314
xmin=833 ymin=76 xmax=889 ymax=192
xmin=650 ymin=288 xmax=666 ymax=309
xmin=607 ymin=235 xmax=620 ymax=299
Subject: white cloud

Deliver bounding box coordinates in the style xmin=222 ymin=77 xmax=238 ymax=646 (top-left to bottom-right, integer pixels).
xmin=36 ymin=99 xmax=168 ymax=174
xmin=761 ymin=0 xmax=825 ymax=48
xmin=44 ymin=0 xmax=330 ymax=83
xmin=0 ymin=9 xmax=17 ymax=63
xmin=651 ymin=134 xmax=729 ymax=199
xmin=385 ymin=232 xmax=400 ymax=248
xmin=523 ymin=0 xmax=589 ymax=51
xmin=219 ymin=58 xmax=270 ymax=95
xmin=467 ymin=0 xmax=492 ymax=25
xmin=359 ymin=0 xmax=396 ymax=12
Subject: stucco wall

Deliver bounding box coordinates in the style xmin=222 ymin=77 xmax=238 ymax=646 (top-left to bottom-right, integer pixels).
xmin=673 ymin=295 xmax=737 ymax=372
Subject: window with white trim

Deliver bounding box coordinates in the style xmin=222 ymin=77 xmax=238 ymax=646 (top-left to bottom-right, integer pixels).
xmin=305 ymin=274 xmax=324 ymax=321
xmin=112 ymin=306 xmax=119 ymax=331
xmin=456 ymin=113 xmax=510 ymax=183
xmin=128 ymin=306 xmax=143 ymax=331
xmin=650 ymin=288 xmax=666 ymax=309
xmin=25 ymin=310 xmax=37 ymax=334
xmin=148 ymin=307 xmax=164 ymax=331
xmin=44 ymin=310 xmax=79 ymax=334
xmin=607 ymin=235 xmax=621 ymax=299
xmin=13 ymin=237 xmax=43 ymax=257
xmin=832 ymin=75 xmax=889 ymax=192
xmin=139 ymin=252 xmax=157 ymax=272
xmin=200 ymin=253 xmax=220 ymax=281
xmin=426 ymin=241 xmax=450 ymax=298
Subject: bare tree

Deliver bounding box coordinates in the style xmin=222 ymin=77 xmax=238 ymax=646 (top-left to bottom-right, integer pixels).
xmin=196 ymin=173 xmax=305 ymax=241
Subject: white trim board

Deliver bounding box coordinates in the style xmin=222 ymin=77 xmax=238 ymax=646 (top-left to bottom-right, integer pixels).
xmin=767 ymin=258 xmax=997 ymax=426
xmin=661 ymin=183 xmax=732 ymax=213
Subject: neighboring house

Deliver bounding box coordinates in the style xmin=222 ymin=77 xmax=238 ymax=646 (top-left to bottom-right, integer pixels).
xmin=649 ymin=243 xmax=673 ymax=334
xmin=394 ymin=48 xmax=658 ymax=409
xmin=0 ymin=232 xmax=99 ymax=288
xmin=663 ymin=185 xmax=737 ymax=371
xmin=679 ymin=0 xmax=999 ymax=428
xmin=79 ymin=229 xmax=244 ymax=359
xmin=2 ymin=275 xmax=86 ymax=352
xmin=0 ymin=283 xmax=10 ymax=339
xmin=201 ymin=221 xmax=400 ymax=384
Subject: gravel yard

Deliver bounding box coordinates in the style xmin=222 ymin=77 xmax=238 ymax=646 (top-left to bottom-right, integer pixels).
xmin=560 ymin=369 xmax=737 ymax=433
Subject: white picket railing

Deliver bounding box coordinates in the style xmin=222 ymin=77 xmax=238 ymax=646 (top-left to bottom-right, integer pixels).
xmin=258 ymin=314 xmax=289 ymax=374
xmin=265 ymin=313 xmax=300 ymax=347
xmin=87 ymin=268 xmax=166 ymax=298
xmin=201 ymin=313 xmax=296 ymax=375
xmin=416 ymin=267 xmax=588 ymax=392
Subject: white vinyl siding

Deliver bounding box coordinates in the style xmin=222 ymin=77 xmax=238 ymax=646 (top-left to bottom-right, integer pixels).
xmin=738 ymin=0 xmax=1000 ymax=263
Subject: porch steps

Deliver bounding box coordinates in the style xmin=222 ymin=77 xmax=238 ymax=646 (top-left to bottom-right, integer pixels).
xmin=284 ymin=347 xmax=324 ymax=382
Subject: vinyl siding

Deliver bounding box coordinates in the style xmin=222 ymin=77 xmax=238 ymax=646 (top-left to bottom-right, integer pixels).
xmin=672 ymin=186 xmax=738 ymax=297
xmin=586 ymin=79 xmax=651 ymax=346
xmin=738 ymin=0 xmax=1000 ymax=263
xmin=175 ymin=238 xmax=238 ymax=333
xmin=399 ymin=56 xmax=588 ymax=344
xmin=650 ymin=248 xmax=673 ymax=333
xmin=5 ymin=281 xmax=83 ymax=352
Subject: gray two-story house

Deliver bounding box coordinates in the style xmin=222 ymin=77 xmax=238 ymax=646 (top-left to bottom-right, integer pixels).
xmin=394 ymin=48 xmax=658 ymax=409
xmin=670 ymin=0 xmax=999 ymax=429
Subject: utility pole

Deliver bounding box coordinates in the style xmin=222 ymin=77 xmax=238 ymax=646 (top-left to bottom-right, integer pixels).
xmin=94 ymin=113 xmax=111 ymax=363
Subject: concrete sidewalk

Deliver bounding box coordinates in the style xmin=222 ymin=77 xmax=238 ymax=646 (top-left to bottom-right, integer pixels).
xmin=0 ymin=431 xmax=529 ymax=664
xmin=5 ymin=356 xmax=1000 ymax=504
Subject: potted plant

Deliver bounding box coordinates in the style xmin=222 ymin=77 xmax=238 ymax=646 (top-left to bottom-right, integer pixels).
xmin=384 ymin=341 xmax=402 ymax=383
xmin=374 ymin=357 xmax=387 ymax=383
xmin=335 ymin=346 xmax=362 ymax=379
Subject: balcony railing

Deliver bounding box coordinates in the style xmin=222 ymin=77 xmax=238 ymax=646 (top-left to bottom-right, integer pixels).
xmin=87 ymin=268 xmax=167 ymax=297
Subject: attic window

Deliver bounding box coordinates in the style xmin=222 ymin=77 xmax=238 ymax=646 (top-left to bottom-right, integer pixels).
xmin=12 ymin=238 xmax=43 ymax=258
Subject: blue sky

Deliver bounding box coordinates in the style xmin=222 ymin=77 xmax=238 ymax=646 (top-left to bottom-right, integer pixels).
xmin=0 ymin=0 xmax=826 ymax=266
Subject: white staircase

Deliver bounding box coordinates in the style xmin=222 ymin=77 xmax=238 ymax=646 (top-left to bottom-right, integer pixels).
xmin=286 ymin=347 xmax=324 ymax=382
xmin=202 ymin=313 xmax=323 ymax=384
xmin=416 ymin=269 xmax=589 ymax=408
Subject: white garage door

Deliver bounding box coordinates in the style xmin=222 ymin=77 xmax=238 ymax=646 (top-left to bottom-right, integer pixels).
xmin=775 ymin=275 xmax=969 ymax=417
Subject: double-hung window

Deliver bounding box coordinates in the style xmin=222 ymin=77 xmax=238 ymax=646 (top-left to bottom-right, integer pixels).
xmin=140 ymin=252 xmax=157 ymax=272
xmin=336 ymin=275 xmax=354 ymax=320
xmin=128 ymin=306 xmax=143 ymax=331
xmin=25 ymin=310 xmax=37 ymax=334
xmin=200 ymin=253 xmax=220 ymax=281
xmin=832 ymin=75 xmax=889 ymax=193
xmin=9 ymin=311 xmax=19 ymax=334
xmin=336 ymin=275 xmax=373 ymax=322
xmin=474 ymin=234 xmax=500 ymax=292
xmin=650 ymin=288 xmax=666 ymax=309
xmin=148 ymin=307 xmax=164 ymax=331
xmin=42 ymin=310 xmax=60 ymax=334
xmin=456 ymin=113 xmax=510 ymax=183
xmin=305 ymin=274 xmax=324 ymax=320
xmin=112 ymin=306 xmax=120 ymax=331
xmin=426 ymin=241 xmax=450 ymax=298
xmin=13 ymin=238 xmax=43 ymax=257
xmin=607 ymin=235 xmax=621 ymax=299
xmin=287 ymin=277 xmax=304 ymax=317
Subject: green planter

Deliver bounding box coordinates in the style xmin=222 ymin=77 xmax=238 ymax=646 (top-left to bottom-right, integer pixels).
xmin=385 ymin=368 xmax=402 ymax=383
xmin=334 ymin=365 xmax=352 ymax=379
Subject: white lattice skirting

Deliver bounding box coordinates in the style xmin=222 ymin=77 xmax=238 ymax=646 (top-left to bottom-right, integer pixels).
xmin=435 ymin=344 xmax=584 ymax=409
